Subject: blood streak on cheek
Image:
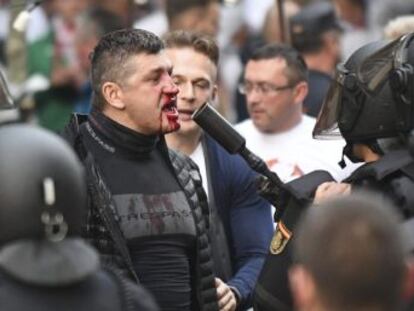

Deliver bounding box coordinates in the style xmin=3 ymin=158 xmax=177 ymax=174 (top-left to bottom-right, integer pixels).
xmin=165 ymin=94 xmax=180 ymax=131
xmin=169 ymin=118 xmax=180 ymax=131
xmin=167 ymin=113 xmax=180 ymax=131
xmin=158 ymin=114 xmax=180 ymax=133
xmin=158 ymin=94 xmax=169 ymax=133
xmin=158 ymin=108 xmax=163 ymax=133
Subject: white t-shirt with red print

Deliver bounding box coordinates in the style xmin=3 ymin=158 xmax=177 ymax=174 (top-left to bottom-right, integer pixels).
xmin=235 ymin=115 xmax=358 ymax=183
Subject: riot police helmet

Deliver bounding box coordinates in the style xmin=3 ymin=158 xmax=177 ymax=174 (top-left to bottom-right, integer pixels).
xmin=313 ymin=40 xmax=394 ymax=142
xmin=0 ymin=124 xmax=86 ymax=246
xmin=312 ymin=37 xmax=414 ymax=161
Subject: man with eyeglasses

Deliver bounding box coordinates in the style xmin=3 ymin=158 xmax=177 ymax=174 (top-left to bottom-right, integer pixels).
xmin=235 ymin=43 xmax=355 ymax=185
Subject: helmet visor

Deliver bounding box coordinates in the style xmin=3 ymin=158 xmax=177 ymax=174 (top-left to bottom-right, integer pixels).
xmin=357 ymin=33 xmax=414 ymax=93
xmin=313 ymin=65 xmax=347 ymax=139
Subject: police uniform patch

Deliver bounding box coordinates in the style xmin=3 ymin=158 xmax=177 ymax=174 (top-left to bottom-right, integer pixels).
xmin=270 ymin=221 xmax=292 ymax=255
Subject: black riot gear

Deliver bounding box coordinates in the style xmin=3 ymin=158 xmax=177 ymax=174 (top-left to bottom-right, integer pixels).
xmin=0 ymin=124 xmax=86 ymax=245
xmin=313 ymin=37 xmax=414 ymax=217
xmin=254 ymin=38 xmax=414 ymax=311
xmin=358 ymin=33 xmax=414 ymax=111
xmin=0 ymin=124 xmax=159 ymax=311
xmin=358 ymin=33 xmax=414 ymax=137
xmin=313 ymin=41 xmax=392 ymax=142
xmin=314 ymin=35 xmax=414 ymax=162
xmin=244 ymin=37 xmax=414 ymax=311
xmin=191 ymin=103 xmax=336 ymax=311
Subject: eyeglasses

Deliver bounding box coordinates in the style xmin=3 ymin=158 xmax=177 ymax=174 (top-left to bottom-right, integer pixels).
xmin=238 ymin=81 xmax=294 ymax=95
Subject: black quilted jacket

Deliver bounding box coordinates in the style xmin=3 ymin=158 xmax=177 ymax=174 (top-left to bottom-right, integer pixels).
xmin=62 ymin=114 xmax=219 ymax=311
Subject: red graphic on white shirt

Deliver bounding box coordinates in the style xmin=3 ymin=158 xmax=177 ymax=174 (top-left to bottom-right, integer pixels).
xmin=266 ymin=158 xmax=304 ymax=180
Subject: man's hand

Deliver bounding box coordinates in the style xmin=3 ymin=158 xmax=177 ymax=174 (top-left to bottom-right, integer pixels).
xmin=314 ymin=181 xmax=351 ymax=204
xmin=215 ymin=277 xmax=237 ymax=311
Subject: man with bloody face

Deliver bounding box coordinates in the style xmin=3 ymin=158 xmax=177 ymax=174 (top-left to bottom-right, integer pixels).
xmin=62 ymin=28 xmax=219 ymax=311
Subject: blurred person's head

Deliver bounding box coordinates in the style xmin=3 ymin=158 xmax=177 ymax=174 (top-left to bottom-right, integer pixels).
xmin=262 ymin=0 xmax=300 ymax=44
xmin=75 ymin=9 xmax=124 ymax=73
xmin=52 ymin=0 xmax=86 ymax=23
xmin=39 ymin=0 xmax=57 ymax=17
xmin=290 ymin=1 xmax=342 ymax=74
xmin=289 ymin=192 xmax=406 ymax=311
xmin=165 ymin=0 xmax=220 ymax=36
xmin=241 ymin=43 xmax=308 ymax=133
xmin=332 ymin=0 xmax=367 ymax=28
xmin=92 ymin=0 xmax=130 ymax=26
xmin=90 ymin=28 xmax=180 ymax=135
xmin=384 ymin=15 xmax=414 ymax=40
xmin=164 ymin=30 xmax=219 ymax=142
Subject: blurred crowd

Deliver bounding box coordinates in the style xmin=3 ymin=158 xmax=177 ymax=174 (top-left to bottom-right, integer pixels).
xmin=1 ymin=0 xmax=414 ymax=132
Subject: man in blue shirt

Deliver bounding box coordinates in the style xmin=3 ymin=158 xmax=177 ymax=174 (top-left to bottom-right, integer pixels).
xmin=164 ymin=30 xmax=273 ymax=311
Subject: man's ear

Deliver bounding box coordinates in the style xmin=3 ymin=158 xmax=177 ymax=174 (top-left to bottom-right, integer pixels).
xmin=102 ymin=82 xmax=125 ymax=110
xmin=324 ymin=32 xmax=340 ymax=58
xmin=289 ymin=264 xmax=317 ymax=310
xmin=210 ymin=84 xmax=218 ymax=104
xmin=293 ymin=81 xmax=309 ymax=106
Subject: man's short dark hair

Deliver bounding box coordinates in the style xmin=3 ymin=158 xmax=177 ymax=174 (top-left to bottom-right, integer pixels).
xmin=291 ymin=29 xmax=341 ymax=54
xmin=84 ymin=8 xmax=124 ymax=38
xmin=163 ymin=30 xmax=219 ymax=66
xmin=165 ymin=0 xmax=217 ymax=24
xmin=293 ymin=192 xmax=406 ymax=311
xmin=90 ymin=28 xmax=164 ymax=110
xmin=249 ymin=43 xmax=308 ymax=85
xmin=290 ymin=2 xmax=342 ymax=54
